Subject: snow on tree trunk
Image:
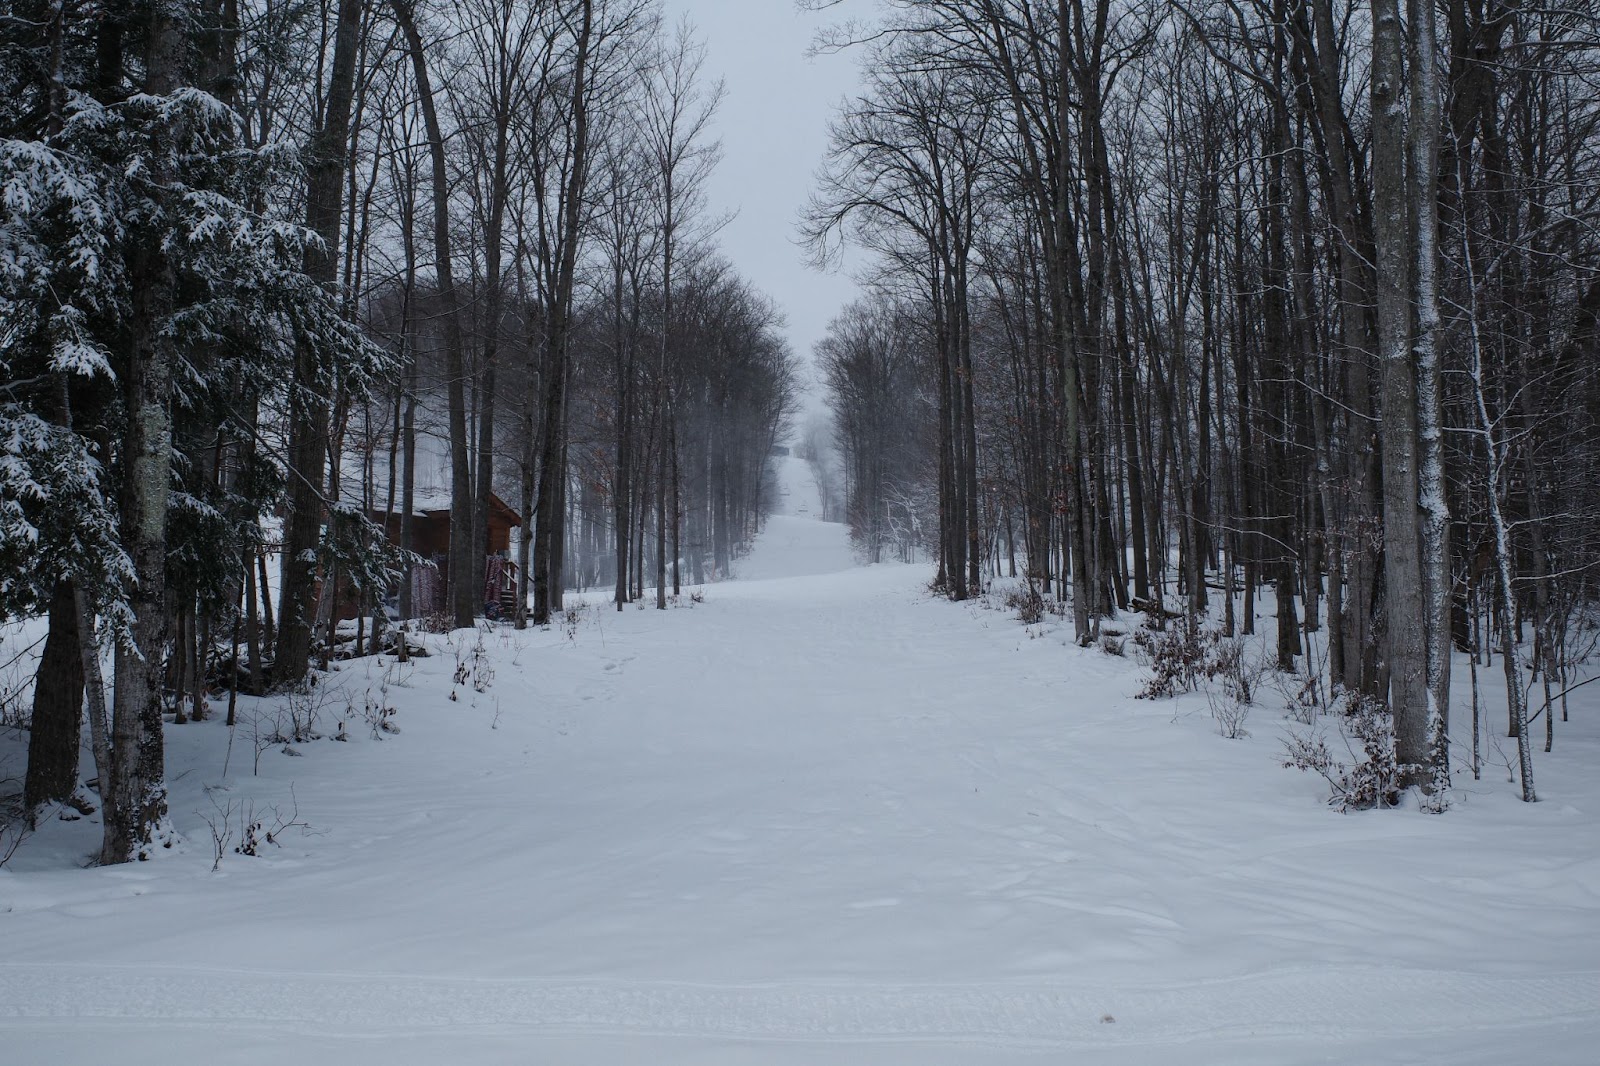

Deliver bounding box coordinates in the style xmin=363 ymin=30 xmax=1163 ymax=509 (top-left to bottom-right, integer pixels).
xmin=1370 ymin=0 xmax=1431 ymax=789
xmin=1408 ymin=0 xmax=1452 ymax=784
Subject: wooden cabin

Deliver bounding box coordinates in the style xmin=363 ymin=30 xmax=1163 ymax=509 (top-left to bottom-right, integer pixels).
xmin=334 ymin=490 xmax=523 ymax=622
xmin=379 ymin=491 xmax=521 ymax=557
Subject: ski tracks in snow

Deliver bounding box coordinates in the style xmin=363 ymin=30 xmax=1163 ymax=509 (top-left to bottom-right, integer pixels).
xmin=2 ymin=964 xmax=1596 ymax=1049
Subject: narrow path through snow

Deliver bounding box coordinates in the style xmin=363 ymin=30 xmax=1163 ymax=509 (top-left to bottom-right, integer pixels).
xmin=3 ymin=457 xmax=1598 ymax=1064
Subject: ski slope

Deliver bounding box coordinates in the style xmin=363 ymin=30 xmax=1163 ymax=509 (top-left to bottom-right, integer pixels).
xmin=735 ymin=456 xmax=854 ymax=580
xmin=2 ymin=458 xmax=1599 ymax=1065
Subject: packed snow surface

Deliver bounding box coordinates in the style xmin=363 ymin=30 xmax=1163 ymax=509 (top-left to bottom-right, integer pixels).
xmin=3 ymin=457 xmax=1598 ymax=1064
xmin=736 ymin=457 xmax=854 ymax=580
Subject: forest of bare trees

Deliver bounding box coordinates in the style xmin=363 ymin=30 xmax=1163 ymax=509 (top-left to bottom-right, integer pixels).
xmin=810 ymin=0 xmax=1600 ymax=805
xmin=0 ymin=0 xmax=797 ymax=862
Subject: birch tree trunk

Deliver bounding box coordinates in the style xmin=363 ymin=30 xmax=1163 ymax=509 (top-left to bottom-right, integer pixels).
xmin=1463 ymin=242 xmax=1536 ymax=801
xmin=1408 ymin=0 xmax=1452 ymax=778
xmin=103 ymin=0 xmax=182 ymax=863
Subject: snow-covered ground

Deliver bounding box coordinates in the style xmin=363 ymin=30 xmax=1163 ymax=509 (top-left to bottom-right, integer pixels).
xmin=2 ymin=457 xmax=1598 ymax=1064
xmin=736 ymin=456 xmax=854 ymax=580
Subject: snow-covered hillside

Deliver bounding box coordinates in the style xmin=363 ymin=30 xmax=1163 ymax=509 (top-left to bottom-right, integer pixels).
xmin=736 ymin=455 xmax=854 ymax=580
xmin=3 ymin=496 xmax=1598 ymax=1065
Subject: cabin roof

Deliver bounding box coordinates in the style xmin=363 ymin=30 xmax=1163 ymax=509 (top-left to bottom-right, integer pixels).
xmin=341 ymin=477 xmax=522 ymax=526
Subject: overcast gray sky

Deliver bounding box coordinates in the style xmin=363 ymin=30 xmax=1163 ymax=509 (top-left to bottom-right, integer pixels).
xmin=659 ymin=0 xmax=866 ymax=417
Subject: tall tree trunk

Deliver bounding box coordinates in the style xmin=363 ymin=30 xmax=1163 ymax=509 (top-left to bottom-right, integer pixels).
xmin=392 ymin=0 xmax=474 ymax=630
xmin=532 ymin=0 xmax=595 ymax=625
xmin=1467 ymin=275 xmax=1535 ymax=801
xmin=1303 ymin=0 xmax=1381 ymax=696
xmin=25 ymin=582 xmax=85 ymax=813
xmin=655 ymin=416 xmax=669 ymax=608
xmin=102 ymin=0 xmax=182 ymax=863
xmin=74 ymin=584 xmax=112 ymax=812
xmin=671 ymin=419 xmax=682 ymax=596
xmin=614 ymin=344 xmax=633 ymax=611
xmin=277 ymin=0 xmax=364 ymax=678
xmin=1409 ymin=0 xmax=1451 ymax=775
xmin=1371 ymin=0 xmax=1431 ymax=786
xmin=473 ymin=98 xmax=514 ymax=623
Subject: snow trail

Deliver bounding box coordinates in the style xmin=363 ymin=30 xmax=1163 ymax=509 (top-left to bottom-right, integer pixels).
xmin=3 ymin=456 xmax=1599 ymax=1063
xmin=2 ymin=964 xmax=1595 ymax=1051
xmin=736 ymin=456 xmax=854 ymax=580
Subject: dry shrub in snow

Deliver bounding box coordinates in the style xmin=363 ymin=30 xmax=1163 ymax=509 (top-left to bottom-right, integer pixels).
xmin=1133 ymin=621 xmax=1263 ymax=705
xmin=452 ymin=631 xmax=495 ymax=696
xmin=1132 ymin=624 xmax=1210 ymax=698
xmin=1207 ymin=689 xmax=1251 ymax=739
xmin=1282 ymin=693 xmax=1422 ymax=810
xmin=1004 ymin=583 xmax=1045 ymax=625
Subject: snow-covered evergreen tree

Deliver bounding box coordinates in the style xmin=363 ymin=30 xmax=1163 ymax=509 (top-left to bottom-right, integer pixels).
xmin=0 ymin=3 xmax=377 ymax=859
